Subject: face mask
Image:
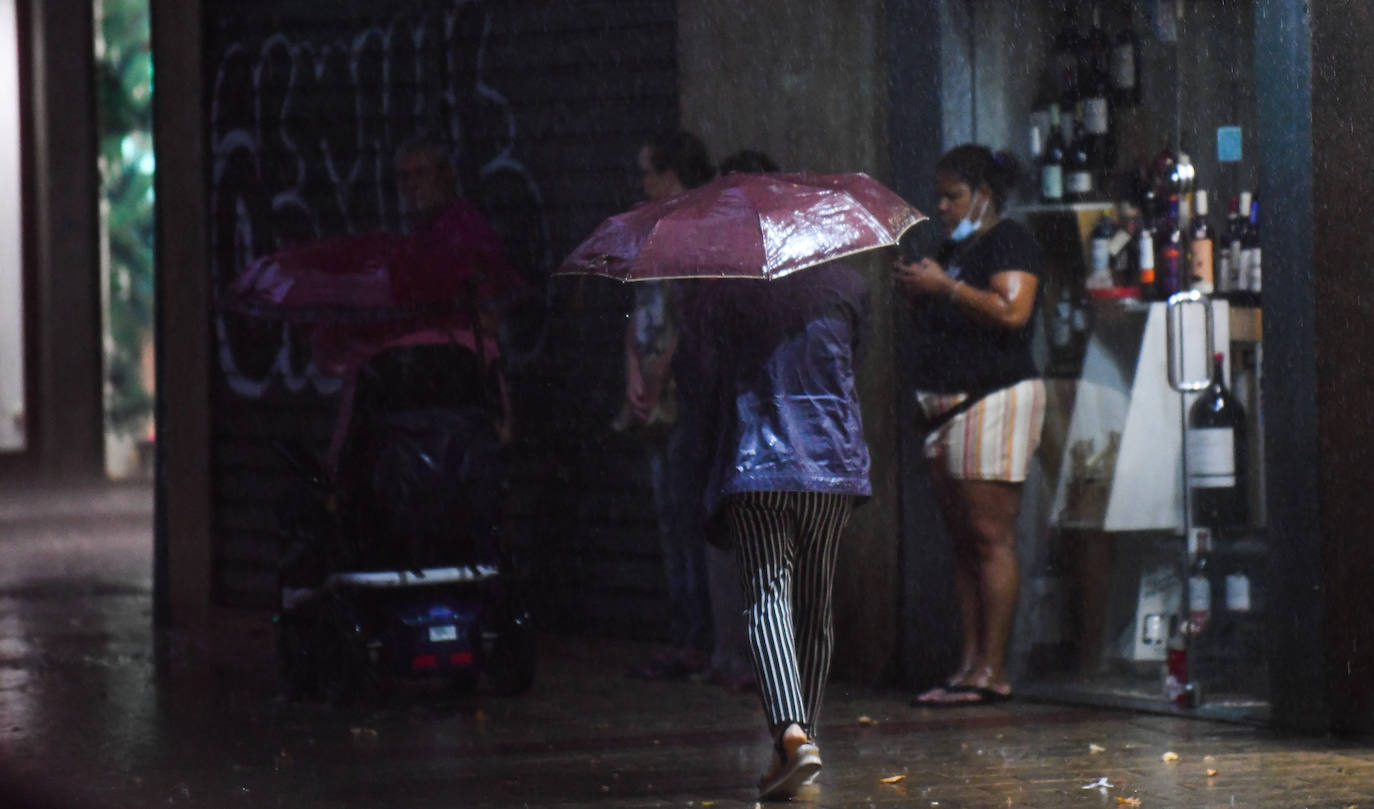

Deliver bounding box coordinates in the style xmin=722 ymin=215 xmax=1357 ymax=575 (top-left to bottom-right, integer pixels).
xmin=949 ymin=193 xmax=989 ymax=242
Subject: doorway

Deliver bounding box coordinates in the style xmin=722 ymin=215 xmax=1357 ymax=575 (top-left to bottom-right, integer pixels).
xmin=94 ymin=0 xmax=154 ymax=481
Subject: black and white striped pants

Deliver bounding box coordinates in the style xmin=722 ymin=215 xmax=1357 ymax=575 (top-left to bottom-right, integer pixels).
xmin=723 ymin=490 xmax=853 ymax=737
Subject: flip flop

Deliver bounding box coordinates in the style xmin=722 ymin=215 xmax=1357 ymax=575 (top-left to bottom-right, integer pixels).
xmin=912 ymin=684 xmax=1012 ymax=708
xmin=946 ymin=685 xmax=1013 ymax=705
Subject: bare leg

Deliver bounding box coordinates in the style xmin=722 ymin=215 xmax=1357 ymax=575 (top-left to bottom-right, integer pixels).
xmin=949 ymin=478 xmax=1024 ymax=696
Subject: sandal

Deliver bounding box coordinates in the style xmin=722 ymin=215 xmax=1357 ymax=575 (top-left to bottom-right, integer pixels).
xmin=758 ymin=727 xmax=822 ymax=801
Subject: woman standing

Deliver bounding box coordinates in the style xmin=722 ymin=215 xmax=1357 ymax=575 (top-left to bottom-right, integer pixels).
xmin=894 ymin=144 xmax=1046 ymax=706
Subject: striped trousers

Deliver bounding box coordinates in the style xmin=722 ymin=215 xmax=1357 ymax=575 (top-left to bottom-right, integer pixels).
xmin=723 ymin=490 xmax=853 ymax=737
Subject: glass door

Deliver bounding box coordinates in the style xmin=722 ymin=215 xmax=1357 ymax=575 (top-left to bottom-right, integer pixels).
xmin=1003 ymin=0 xmax=1268 ymax=721
xmin=0 ymin=0 xmax=26 ymax=454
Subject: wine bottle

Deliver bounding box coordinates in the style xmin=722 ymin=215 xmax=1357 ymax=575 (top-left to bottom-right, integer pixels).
xmin=1175 ymin=152 xmax=1195 ymax=230
xmin=1087 ymin=214 xmax=1115 ymax=290
xmin=1187 ymin=532 xmax=1213 ymax=636
xmin=1137 ymin=225 xmax=1156 ymax=299
xmin=1040 ymin=104 xmax=1066 ymax=203
xmin=1081 ymin=6 xmax=1113 ymax=179
xmin=1217 ymin=194 xmax=1240 ymax=294
xmin=1226 ymin=192 xmax=1251 ymax=294
xmin=1111 ymin=1 xmax=1142 ymax=107
xmin=1189 ymin=190 xmax=1216 ymax=293
xmin=1156 ymin=196 xmax=1183 ymax=296
xmin=1065 ymin=110 xmax=1095 ymax=202
xmin=1187 ymin=352 xmax=1248 ymax=532
xmin=1109 ymin=201 xmax=1137 ymax=286
xmin=1241 ymin=196 xmax=1262 ymax=295
xmin=1152 ymin=142 xmax=1178 ymax=204
xmin=1052 ymin=6 xmax=1082 ymax=109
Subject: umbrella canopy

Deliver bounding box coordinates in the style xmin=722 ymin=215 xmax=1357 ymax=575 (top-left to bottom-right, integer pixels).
xmin=556 ymin=172 xmax=929 ymax=282
xmin=222 ymin=200 xmax=528 ymax=323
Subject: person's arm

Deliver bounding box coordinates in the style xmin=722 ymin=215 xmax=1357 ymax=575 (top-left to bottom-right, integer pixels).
xmin=893 ymin=257 xmax=1038 ymax=331
xmin=629 ymin=329 xmax=678 ymax=420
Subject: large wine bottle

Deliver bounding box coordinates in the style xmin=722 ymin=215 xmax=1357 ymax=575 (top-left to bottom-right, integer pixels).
xmin=1187 ymin=352 xmax=1248 ymax=532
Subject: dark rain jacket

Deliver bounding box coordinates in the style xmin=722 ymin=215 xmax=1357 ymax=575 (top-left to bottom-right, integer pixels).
xmin=681 ymin=262 xmax=872 ymax=539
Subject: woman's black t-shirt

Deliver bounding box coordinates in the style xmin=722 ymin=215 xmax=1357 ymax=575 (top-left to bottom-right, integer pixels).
xmin=908 ymin=218 xmax=1044 ymax=393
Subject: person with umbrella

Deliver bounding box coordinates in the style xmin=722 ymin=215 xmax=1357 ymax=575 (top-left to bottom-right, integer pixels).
xmin=618 ymin=131 xmax=719 ymax=681
xmin=684 ymin=260 xmax=872 ymax=800
xmin=893 ymin=144 xmax=1047 ymax=707
xmin=556 ymin=162 xmax=925 ymax=796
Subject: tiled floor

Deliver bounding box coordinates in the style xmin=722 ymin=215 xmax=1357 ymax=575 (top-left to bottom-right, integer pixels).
xmin=2 ymin=481 xmax=1372 ymax=808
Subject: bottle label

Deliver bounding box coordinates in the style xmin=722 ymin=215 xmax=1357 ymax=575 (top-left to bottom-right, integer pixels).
xmin=1084 ymin=97 xmax=1109 ymax=135
xmin=1244 ymin=247 xmax=1262 ymax=292
xmin=1091 ymin=238 xmax=1111 ymax=273
xmin=1111 ymin=43 xmax=1136 ymax=90
xmin=1187 ymin=427 xmax=1236 ymax=486
xmin=1227 ymin=239 xmax=1244 ymax=289
xmin=1108 ymin=229 xmax=1133 ymax=256
xmin=1067 ymin=170 xmax=1093 ymax=195
xmin=1189 ymin=574 xmax=1211 ymax=613
xmin=1041 ymin=165 xmax=1063 ymax=201
xmin=1190 ymin=239 xmax=1214 ymax=291
xmin=1225 ymin=573 xmax=1252 ymax=612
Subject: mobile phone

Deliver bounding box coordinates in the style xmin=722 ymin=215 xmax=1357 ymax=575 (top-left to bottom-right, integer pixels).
xmin=899 ymin=218 xmax=941 ymax=263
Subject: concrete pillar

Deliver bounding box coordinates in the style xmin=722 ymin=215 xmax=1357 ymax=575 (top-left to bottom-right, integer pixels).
xmin=678 ymin=0 xmax=897 ymax=684
xmin=26 ymin=0 xmax=103 ymax=480
xmin=150 ymin=0 xmax=213 ymax=627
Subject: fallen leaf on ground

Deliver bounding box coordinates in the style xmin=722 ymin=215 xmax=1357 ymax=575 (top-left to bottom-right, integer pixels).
xmin=1090 ymin=743 xmax=1106 ymax=754
xmin=1205 ymin=768 xmax=1218 ymax=777
xmin=1115 ymin=797 xmax=1141 ymax=806
xmin=880 ymin=774 xmax=906 ymax=784
xmin=857 ymin=715 xmax=877 ymax=726
xmin=1161 ymin=751 xmax=1180 ymax=762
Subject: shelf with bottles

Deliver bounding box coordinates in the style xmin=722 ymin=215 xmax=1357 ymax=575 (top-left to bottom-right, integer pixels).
xmin=1026 ymin=3 xmax=1264 ymax=307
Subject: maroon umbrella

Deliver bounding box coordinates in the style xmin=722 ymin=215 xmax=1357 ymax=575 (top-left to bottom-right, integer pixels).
xmin=556 ymin=172 xmax=928 ymax=281
xmin=223 ymin=199 xmax=528 ymax=322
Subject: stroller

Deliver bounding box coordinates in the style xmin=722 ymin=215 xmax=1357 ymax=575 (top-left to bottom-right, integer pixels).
xmin=272 ymin=330 xmax=535 ymax=704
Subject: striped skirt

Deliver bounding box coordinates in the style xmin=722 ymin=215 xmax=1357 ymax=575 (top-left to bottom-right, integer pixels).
xmin=916 ymin=378 xmax=1046 ymax=482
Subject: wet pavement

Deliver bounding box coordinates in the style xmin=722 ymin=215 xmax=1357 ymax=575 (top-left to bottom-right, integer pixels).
xmin=3 ymin=481 xmax=1374 ymax=808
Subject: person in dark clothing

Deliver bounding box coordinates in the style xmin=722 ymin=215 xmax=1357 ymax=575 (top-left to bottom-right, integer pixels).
xmin=684 ymin=261 xmax=871 ymax=800
xmin=893 ymin=144 xmax=1046 ymax=707
xmin=620 ymin=131 xmax=719 ymax=680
